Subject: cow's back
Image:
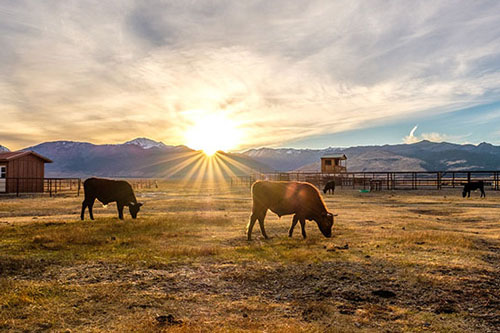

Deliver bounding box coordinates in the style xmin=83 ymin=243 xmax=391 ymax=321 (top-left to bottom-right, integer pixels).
xmin=84 ymin=178 xmax=135 ymax=204
xmin=252 ymin=181 xmax=287 ymax=204
xmin=252 ymin=181 xmax=325 ymax=217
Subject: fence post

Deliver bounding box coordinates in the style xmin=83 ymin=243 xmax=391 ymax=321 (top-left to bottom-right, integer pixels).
xmin=77 ymin=178 xmax=81 ymax=196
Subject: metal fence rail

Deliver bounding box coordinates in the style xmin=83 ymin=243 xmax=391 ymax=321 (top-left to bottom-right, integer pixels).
xmin=1 ymin=177 xmax=160 ymax=197
xmin=0 ymin=178 xmax=81 ymax=197
xmin=231 ymin=171 xmax=500 ymax=191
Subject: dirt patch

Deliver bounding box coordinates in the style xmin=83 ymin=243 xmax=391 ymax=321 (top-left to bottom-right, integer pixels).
xmin=0 ymin=256 xmax=57 ymax=277
xmin=31 ymin=259 xmax=500 ymax=331
xmin=409 ymin=208 xmax=462 ymax=216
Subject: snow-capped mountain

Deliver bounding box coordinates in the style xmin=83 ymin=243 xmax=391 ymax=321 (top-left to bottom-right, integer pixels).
xmin=125 ymin=137 xmax=167 ymax=149
xmin=0 ymin=145 xmax=10 ymax=152
xmin=21 ymin=139 xmax=271 ymax=177
xmin=6 ymin=138 xmax=500 ymax=177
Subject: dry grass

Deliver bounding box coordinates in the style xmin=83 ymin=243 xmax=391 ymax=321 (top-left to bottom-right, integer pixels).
xmin=0 ymin=183 xmax=499 ymax=332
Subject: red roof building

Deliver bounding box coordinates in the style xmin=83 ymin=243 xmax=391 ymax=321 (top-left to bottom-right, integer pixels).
xmin=0 ymin=151 xmax=52 ymax=193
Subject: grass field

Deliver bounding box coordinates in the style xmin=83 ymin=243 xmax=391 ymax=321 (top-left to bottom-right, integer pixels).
xmin=0 ymin=182 xmax=499 ymax=332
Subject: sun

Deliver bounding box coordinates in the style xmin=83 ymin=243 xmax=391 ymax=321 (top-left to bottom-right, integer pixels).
xmin=184 ymin=113 xmax=242 ymax=156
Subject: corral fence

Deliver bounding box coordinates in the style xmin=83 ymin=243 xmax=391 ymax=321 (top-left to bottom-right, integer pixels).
xmin=0 ymin=177 xmax=160 ymax=197
xmin=123 ymin=178 xmax=159 ymax=190
xmin=230 ymin=171 xmax=500 ymax=191
xmin=0 ymin=178 xmax=81 ymax=197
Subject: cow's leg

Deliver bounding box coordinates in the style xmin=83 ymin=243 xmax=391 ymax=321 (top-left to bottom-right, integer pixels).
xmin=88 ymin=198 xmax=95 ymax=220
xmin=289 ymin=214 xmax=299 ymax=237
xmin=247 ymin=207 xmax=265 ymax=241
xmin=481 ymin=187 xmax=486 ymax=198
xmin=80 ymin=200 xmax=88 ymax=220
xmin=468 ymin=190 xmax=471 ymax=198
xmin=299 ymin=218 xmax=307 ymax=239
xmin=117 ymin=203 xmax=124 ymax=220
xmin=257 ymin=210 xmax=269 ymax=239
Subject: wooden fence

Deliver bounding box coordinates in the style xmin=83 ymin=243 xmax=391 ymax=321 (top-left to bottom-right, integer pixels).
xmin=126 ymin=179 xmax=159 ymax=190
xmin=230 ymin=171 xmax=500 ymax=191
xmin=1 ymin=178 xmax=159 ymax=197
xmin=0 ymin=178 xmax=82 ymax=197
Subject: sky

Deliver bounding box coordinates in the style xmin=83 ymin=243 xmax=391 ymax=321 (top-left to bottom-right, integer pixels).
xmin=1 ymin=0 xmax=500 ymax=151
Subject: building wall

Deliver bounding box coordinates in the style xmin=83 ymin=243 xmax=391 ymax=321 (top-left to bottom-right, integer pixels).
xmin=0 ymin=164 xmax=6 ymax=193
xmin=5 ymin=155 xmax=45 ymax=193
xmin=321 ymin=159 xmax=346 ymax=173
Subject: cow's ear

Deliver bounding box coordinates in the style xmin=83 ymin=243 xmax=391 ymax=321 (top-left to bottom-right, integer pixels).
xmin=137 ymin=202 xmax=143 ymax=207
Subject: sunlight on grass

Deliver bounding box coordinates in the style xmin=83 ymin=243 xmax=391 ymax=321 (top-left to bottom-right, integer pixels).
xmin=1 ymin=185 xmax=499 ymax=331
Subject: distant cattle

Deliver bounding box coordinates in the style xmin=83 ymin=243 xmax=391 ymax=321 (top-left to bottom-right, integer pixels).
xmin=247 ymin=181 xmax=336 ymax=240
xmin=462 ymin=181 xmax=486 ymax=198
xmin=323 ymin=181 xmax=335 ymax=194
xmin=81 ymin=177 xmax=143 ymax=220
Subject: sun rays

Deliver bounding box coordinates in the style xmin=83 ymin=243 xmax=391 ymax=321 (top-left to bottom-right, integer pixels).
xmin=136 ymin=109 xmax=256 ymax=189
xmin=142 ymin=150 xmax=260 ymax=191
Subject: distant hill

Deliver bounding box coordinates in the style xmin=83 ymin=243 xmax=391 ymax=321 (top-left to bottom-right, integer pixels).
xmin=19 ymin=139 xmax=272 ymax=178
xmin=295 ymin=150 xmax=426 ymax=172
xmin=243 ymin=140 xmax=500 ymax=172
xmin=0 ymin=145 xmax=9 ymax=152
xmin=2 ymin=138 xmax=500 ymax=177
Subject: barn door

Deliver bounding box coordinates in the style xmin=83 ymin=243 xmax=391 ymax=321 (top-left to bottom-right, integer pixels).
xmin=0 ymin=166 xmax=5 ymax=192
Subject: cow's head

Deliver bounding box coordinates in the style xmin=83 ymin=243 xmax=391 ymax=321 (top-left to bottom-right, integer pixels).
xmin=129 ymin=202 xmax=143 ymax=219
xmin=315 ymin=211 xmax=336 ymax=238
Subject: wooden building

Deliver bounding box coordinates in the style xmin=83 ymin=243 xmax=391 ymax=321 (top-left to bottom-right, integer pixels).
xmin=0 ymin=151 xmax=52 ymax=193
xmin=321 ymin=154 xmax=347 ymax=173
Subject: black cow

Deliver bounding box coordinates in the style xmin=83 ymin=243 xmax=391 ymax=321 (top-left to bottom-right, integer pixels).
xmin=81 ymin=177 xmax=143 ymax=220
xmin=323 ymin=181 xmax=335 ymax=194
xmin=462 ymin=181 xmax=486 ymax=198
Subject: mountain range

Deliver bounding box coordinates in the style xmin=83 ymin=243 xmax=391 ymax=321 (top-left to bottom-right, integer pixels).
xmin=2 ymin=138 xmax=272 ymax=178
xmin=1 ymin=138 xmax=500 ymax=177
xmin=243 ymin=141 xmax=500 ymax=172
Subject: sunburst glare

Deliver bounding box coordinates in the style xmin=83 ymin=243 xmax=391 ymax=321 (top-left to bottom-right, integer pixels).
xmin=184 ymin=113 xmax=242 ymax=156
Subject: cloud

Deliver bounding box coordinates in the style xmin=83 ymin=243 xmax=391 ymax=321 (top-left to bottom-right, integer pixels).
xmin=403 ymin=125 xmax=447 ymax=143
xmin=403 ymin=125 xmax=420 ymax=144
xmin=1 ymin=1 xmax=500 ymax=149
xmin=420 ymin=132 xmax=447 ymax=142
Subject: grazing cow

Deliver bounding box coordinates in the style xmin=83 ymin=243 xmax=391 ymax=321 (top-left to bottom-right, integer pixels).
xmin=81 ymin=177 xmax=143 ymax=220
xmin=247 ymin=181 xmax=337 ymax=240
xmin=323 ymin=181 xmax=336 ymax=194
xmin=462 ymin=181 xmax=486 ymax=198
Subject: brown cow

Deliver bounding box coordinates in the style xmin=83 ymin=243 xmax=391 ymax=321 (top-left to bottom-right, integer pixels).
xmin=247 ymin=181 xmax=336 ymax=240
